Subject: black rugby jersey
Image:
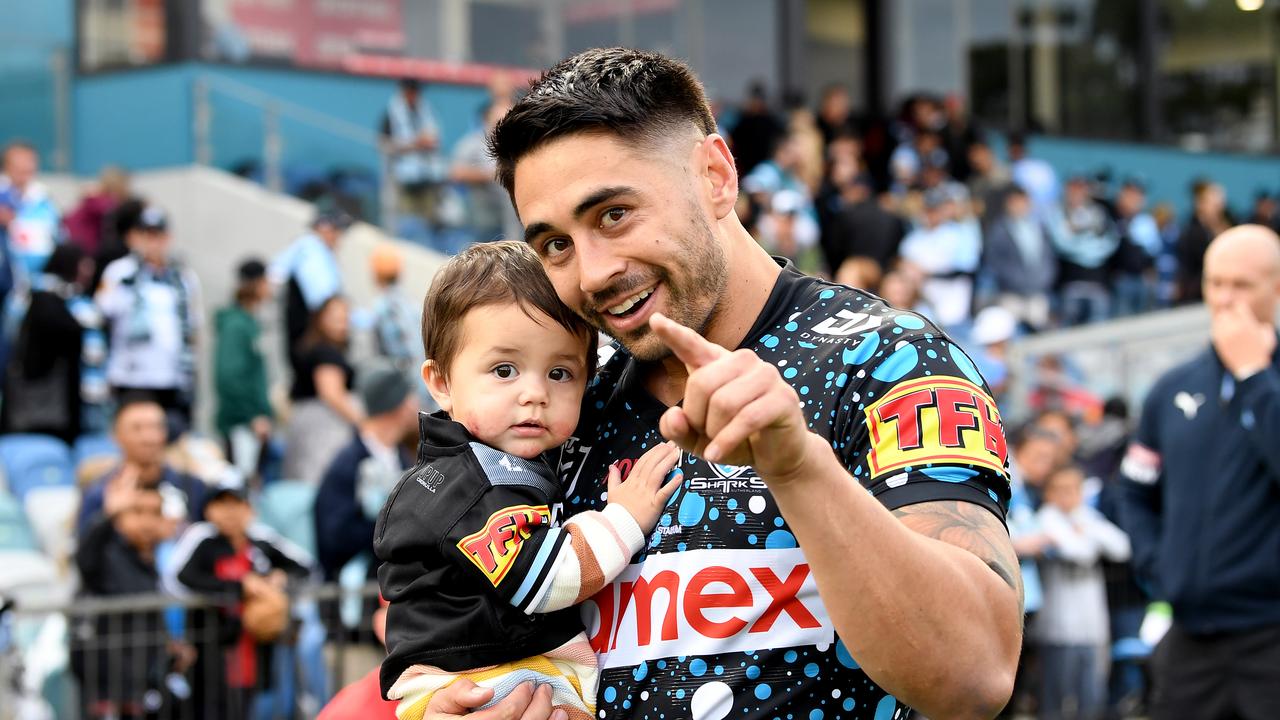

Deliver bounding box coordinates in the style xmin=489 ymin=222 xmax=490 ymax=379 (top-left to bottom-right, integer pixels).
xmin=555 ymin=265 xmax=1011 ymax=720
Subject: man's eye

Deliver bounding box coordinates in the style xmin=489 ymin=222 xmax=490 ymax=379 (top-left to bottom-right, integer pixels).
xmin=493 ymin=364 xmax=517 ymax=379
xmin=549 ymin=367 xmax=573 ymax=382
xmin=544 ymin=238 xmax=571 ymax=257
xmin=600 ymin=207 xmax=627 ymax=228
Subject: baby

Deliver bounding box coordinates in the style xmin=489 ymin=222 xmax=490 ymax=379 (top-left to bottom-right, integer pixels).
xmin=375 ymin=241 xmax=682 ymax=720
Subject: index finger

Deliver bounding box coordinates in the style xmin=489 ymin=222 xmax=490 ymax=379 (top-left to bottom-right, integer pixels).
xmin=649 ymin=312 xmax=727 ymax=370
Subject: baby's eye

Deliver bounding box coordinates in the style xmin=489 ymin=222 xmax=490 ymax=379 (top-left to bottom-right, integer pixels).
xmin=493 ymin=364 xmax=518 ymax=379
xmin=549 ymin=367 xmax=573 ymax=382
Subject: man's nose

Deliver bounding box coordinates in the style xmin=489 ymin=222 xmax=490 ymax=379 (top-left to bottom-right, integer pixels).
xmin=575 ymin=237 xmax=626 ymax=296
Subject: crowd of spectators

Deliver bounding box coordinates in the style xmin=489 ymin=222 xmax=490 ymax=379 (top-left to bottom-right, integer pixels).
xmin=0 ymin=77 xmax=1272 ymax=718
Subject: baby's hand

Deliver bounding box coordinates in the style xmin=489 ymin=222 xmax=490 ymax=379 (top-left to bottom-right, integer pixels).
xmin=606 ymin=442 xmax=683 ymax=531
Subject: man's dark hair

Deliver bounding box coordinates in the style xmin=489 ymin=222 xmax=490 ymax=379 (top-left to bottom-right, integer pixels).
xmin=421 ymin=240 xmax=596 ymax=379
xmin=489 ymin=47 xmax=717 ymax=197
xmin=114 ymin=391 xmax=163 ymax=425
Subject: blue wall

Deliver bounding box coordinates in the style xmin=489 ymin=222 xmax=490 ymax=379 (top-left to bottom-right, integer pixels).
xmin=0 ymin=0 xmax=74 ymax=162
xmin=1025 ymin=136 xmax=1280 ymax=219
xmin=73 ymin=63 xmax=490 ymax=182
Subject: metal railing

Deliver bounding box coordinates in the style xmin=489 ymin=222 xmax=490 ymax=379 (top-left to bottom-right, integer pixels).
xmin=3 ymin=582 xmax=383 ymax=720
xmin=1003 ymin=303 xmax=1212 ymax=423
xmin=190 ymin=72 xmax=393 ymax=226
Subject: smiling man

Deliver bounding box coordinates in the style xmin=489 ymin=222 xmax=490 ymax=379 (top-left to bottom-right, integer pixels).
xmin=425 ymin=48 xmax=1021 ymax=720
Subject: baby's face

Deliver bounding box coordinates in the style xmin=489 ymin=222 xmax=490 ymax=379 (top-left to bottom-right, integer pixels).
xmin=432 ymin=302 xmax=589 ymax=459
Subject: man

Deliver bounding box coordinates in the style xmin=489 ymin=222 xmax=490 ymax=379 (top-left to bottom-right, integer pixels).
xmin=1008 ymin=132 xmax=1059 ymax=221
xmin=96 ymin=206 xmax=203 ymax=430
xmin=381 ymin=77 xmax=447 ymax=238
xmin=426 ymin=48 xmax=1020 ymax=720
xmin=1117 ymin=224 xmax=1280 ymax=720
xmin=314 ymin=363 xmax=418 ymax=582
xmin=1176 ymin=179 xmax=1233 ymax=304
xmin=77 ymin=394 xmax=205 ymax=538
xmin=215 ymin=259 xmax=274 ymax=477
xmin=450 ymin=101 xmax=520 ymax=244
xmin=1051 ymin=175 xmax=1119 ymax=326
xmin=983 ymin=186 xmax=1057 ymax=331
xmin=270 ymin=209 xmax=352 ymax=369
xmin=1111 ymin=179 xmax=1161 ymax=317
xmin=315 ymin=363 xmax=418 ymax=695
xmin=899 ymin=186 xmax=981 ymax=329
xmin=0 ymin=141 xmax=61 ymax=286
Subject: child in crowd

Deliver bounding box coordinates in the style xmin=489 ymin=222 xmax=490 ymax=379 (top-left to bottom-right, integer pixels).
xmin=375 ymin=241 xmax=682 ymax=720
xmin=169 ymin=483 xmax=314 ymax=719
xmin=73 ymin=483 xmax=191 ymax=719
xmin=1034 ymin=464 xmax=1131 ymax=720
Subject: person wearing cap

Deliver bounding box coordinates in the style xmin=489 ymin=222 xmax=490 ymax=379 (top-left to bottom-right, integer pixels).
xmin=1112 ymin=178 xmax=1161 ymax=317
xmin=270 ymin=209 xmax=353 ymax=372
xmin=983 ymin=185 xmax=1058 ymax=331
xmin=314 ymin=362 xmax=418 ymax=583
xmin=168 ymin=478 xmax=314 ymax=719
xmin=313 ymin=362 xmax=419 ymax=682
xmin=451 ymin=100 xmax=519 ymax=246
xmin=899 ymin=185 xmax=981 ymax=329
xmin=380 ymin=77 xmax=447 ymax=242
xmin=367 ymin=242 xmax=424 ymax=376
xmin=968 ymin=305 xmax=1018 ymax=402
xmin=1050 ymin=174 xmax=1120 ymax=326
xmin=215 ymin=257 xmax=275 ymax=478
xmin=96 ymin=204 xmax=203 ymax=429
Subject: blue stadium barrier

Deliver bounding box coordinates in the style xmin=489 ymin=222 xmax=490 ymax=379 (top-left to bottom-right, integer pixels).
xmin=255 ymin=480 xmax=318 ymax=559
xmin=0 ymin=435 xmax=75 ymax=503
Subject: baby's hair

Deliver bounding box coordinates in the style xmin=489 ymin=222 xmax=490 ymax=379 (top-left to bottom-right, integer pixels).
xmin=421 ymin=240 xmax=596 ymax=379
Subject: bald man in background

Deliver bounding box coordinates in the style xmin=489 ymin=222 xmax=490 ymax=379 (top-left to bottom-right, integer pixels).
xmin=1118 ymin=225 xmax=1280 ymax=719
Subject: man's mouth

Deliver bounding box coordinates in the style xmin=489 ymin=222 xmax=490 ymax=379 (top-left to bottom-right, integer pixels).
xmin=605 ymin=285 xmax=656 ymax=319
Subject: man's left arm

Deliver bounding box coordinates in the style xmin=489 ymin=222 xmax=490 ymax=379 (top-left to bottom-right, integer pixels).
xmin=764 ymin=437 xmax=1020 ymax=720
xmin=650 ymin=314 xmax=1020 ymax=720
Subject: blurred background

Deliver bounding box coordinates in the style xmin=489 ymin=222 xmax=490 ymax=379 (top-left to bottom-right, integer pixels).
xmin=3 ymin=1 xmax=1280 ymax=718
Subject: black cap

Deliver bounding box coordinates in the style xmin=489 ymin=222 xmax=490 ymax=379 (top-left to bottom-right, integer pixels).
xmin=358 ymin=362 xmax=414 ymax=416
xmin=399 ymin=76 xmax=422 ymax=92
xmin=205 ymin=479 xmax=248 ymax=508
xmin=135 ymin=205 xmax=168 ymax=232
xmin=237 ymin=258 xmax=266 ymax=282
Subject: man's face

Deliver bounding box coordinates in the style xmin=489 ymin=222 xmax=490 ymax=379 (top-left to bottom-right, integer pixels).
xmin=514 ymin=132 xmax=728 ymax=362
xmin=1117 ymin=186 xmax=1145 ymax=216
xmin=1005 ymin=193 xmax=1030 ymax=219
xmin=205 ymin=496 xmax=253 ymax=539
xmin=1043 ymin=469 xmax=1084 ymax=512
xmin=315 ymin=223 xmax=344 ymax=247
xmin=1204 ymin=237 xmax=1280 ymax=324
xmin=3 ymin=147 xmax=38 ymax=190
xmin=1065 ymin=180 xmax=1089 ymax=207
xmin=115 ymin=490 xmax=165 ymax=550
xmin=132 ymin=227 xmax=171 ymax=266
xmin=1015 ymin=436 xmax=1058 ymax=488
xmin=115 ymin=402 xmax=167 ymax=466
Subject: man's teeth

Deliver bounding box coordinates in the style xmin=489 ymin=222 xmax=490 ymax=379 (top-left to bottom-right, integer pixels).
xmin=607 ymin=288 xmax=654 ymax=316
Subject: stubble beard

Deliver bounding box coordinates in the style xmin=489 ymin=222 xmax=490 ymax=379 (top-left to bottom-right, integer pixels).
xmin=586 ymin=210 xmax=728 ymax=362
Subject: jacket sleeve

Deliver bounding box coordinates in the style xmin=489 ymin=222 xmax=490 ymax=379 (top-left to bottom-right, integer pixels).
xmin=439 ymin=464 xmax=644 ymax=616
xmin=75 ymin=515 xmax=117 ymax=593
xmin=1037 ymin=506 xmax=1101 ymax=566
xmin=1116 ymin=386 xmax=1166 ymax=595
xmin=1232 ymin=366 xmax=1280 ymax=485
xmin=314 ymin=449 xmax=377 ymax=580
xmin=173 ymin=531 xmax=243 ymax=601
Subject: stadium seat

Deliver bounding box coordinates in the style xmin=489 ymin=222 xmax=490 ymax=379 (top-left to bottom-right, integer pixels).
xmin=0 ymin=491 xmax=39 ymax=552
xmin=72 ymin=434 xmax=118 ymax=467
xmin=0 ymin=435 xmax=75 ymax=503
xmin=23 ymin=486 xmax=80 ymax=567
xmin=255 ymin=480 xmax=318 ymax=558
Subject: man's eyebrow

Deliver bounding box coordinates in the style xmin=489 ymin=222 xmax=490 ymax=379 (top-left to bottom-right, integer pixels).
xmin=522 ymin=186 xmax=637 ymax=244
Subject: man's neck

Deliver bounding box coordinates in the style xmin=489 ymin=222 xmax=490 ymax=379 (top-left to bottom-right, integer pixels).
xmin=648 ymin=228 xmax=782 ymax=405
xmin=131 ymin=462 xmax=164 ymax=485
xmin=361 ymin=416 xmax=403 ymax=451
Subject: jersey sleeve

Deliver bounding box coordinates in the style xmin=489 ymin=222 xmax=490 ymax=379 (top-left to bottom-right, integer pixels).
xmin=835 ymin=336 xmax=1011 ymax=522
xmin=441 ymin=474 xmax=568 ymax=614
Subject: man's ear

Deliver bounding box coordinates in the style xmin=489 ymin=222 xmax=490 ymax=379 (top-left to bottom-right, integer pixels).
xmin=422 ymin=359 xmax=452 ymax=414
xmin=701 ymin=134 xmax=740 ymax=221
